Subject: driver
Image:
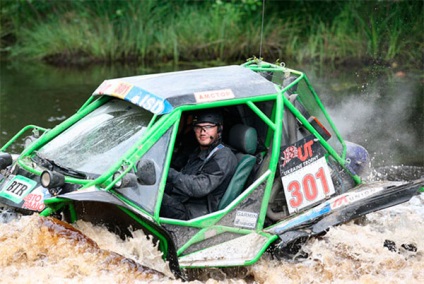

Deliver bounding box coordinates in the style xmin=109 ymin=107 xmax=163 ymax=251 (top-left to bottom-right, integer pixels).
xmin=160 ymin=110 xmax=237 ymax=220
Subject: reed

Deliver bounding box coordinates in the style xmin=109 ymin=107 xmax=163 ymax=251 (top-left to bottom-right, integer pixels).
xmin=0 ymin=0 xmax=421 ymax=67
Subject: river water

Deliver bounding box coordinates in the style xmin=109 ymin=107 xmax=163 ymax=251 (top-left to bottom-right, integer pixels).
xmin=0 ymin=60 xmax=423 ymax=283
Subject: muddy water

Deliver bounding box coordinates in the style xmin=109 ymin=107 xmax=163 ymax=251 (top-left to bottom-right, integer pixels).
xmin=249 ymin=195 xmax=424 ymax=284
xmin=1 ymin=194 xmax=423 ymax=283
xmin=0 ymin=216 xmax=172 ymax=282
xmin=0 ymin=61 xmax=423 ymax=283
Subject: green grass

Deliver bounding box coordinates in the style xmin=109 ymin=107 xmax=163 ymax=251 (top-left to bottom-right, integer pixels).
xmin=0 ymin=0 xmax=422 ymax=68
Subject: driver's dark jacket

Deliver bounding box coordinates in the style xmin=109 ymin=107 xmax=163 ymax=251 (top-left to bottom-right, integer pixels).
xmin=167 ymin=144 xmax=237 ymax=218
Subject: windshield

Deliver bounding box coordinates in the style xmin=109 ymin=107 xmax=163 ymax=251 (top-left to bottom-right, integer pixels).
xmin=38 ymin=99 xmax=153 ymax=176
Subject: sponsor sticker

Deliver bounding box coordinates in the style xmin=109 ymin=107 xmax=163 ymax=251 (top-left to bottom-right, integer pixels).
xmin=94 ymin=81 xmax=133 ymax=98
xmin=113 ymin=82 xmax=133 ymax=98
xmin=124 ymin=87 xmax=173 ymax=114
xmin=22 ymin=192 xmax=45 ymax=212
xmin=331 ymin=187 xmax=383 ymax=210
xmin=234 ymin=211 xmax=258 ymax=229
xmin=194 ymin=89 xmax=235 ymax=103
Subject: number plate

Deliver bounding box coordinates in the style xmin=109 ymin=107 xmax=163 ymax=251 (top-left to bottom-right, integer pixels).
xmin=282 ymin=157 xmax=335 ymax=214
xmin=0 ymin=175 xmax=37 ymax=204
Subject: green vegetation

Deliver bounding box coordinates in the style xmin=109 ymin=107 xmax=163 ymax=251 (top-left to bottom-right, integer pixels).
xmin=0 ymin=0 xmax=422 ymax=68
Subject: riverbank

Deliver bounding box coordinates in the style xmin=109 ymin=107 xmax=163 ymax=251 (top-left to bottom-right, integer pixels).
xmin=0 ymin=1 xmax=422 ymax=69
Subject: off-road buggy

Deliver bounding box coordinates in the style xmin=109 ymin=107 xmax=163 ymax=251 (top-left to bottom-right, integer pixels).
xmin=1 ymin=60 xmax=422 ymax=277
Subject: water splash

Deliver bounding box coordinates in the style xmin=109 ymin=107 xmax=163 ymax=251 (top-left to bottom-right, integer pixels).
xmin=0 ymin=215 xmax=172 ymax=283
xmin=247 ymin=194 xmax=424 ymax=284
xmin=1 ymin=193 xmax=422 ymax=283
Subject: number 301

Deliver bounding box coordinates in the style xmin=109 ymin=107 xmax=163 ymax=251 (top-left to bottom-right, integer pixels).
xmin=287 ymin=167 xmax=330 ymax=208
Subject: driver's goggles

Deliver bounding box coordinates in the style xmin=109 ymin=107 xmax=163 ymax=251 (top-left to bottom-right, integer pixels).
xmin=193 ymin=124 xmax=217 ymax=133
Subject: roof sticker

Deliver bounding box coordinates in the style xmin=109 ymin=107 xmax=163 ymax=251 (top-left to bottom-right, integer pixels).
xmin=93 ymin=80 xmax=174 ymax=115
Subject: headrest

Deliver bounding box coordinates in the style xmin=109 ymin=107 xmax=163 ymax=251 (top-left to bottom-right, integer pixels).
xmin=228 ymin=124 xmax=257 ymax=155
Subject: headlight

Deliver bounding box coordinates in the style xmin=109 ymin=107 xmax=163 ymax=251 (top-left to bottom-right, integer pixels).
xmin=41 ymin=170 xmax=65 ymax=189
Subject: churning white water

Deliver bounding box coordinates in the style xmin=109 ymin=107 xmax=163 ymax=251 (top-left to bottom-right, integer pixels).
xmin=1 ymin=193 xmax=423 ymax=283
xmin=249 ymin=193 xmax=424 ymax=284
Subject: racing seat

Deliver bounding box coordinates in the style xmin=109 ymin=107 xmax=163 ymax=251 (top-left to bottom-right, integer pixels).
xmin=218 ymin=124 xmax=257 ymax=210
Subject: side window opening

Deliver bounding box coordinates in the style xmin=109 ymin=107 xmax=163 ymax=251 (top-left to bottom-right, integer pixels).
xmin=117 ymin=128 xmax=172 ymax=215
xmin=164 ymin=102 xmax=274 ymax=219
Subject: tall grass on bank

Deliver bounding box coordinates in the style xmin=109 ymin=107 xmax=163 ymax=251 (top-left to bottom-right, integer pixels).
xmin=0 ymin=0 xmax=422 ymax=67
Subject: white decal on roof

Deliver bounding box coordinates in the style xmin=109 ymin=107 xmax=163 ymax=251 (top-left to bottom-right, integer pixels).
xmin=194 ymin=89 xmax=235 ymax=103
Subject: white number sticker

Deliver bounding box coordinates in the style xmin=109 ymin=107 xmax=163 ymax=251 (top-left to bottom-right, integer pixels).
xmin=281 ymin=157 xmax=335 ymax=214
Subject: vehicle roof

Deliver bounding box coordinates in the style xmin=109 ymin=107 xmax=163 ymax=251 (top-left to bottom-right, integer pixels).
xmin=92 ymin=65 xmax=278 ymax=114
